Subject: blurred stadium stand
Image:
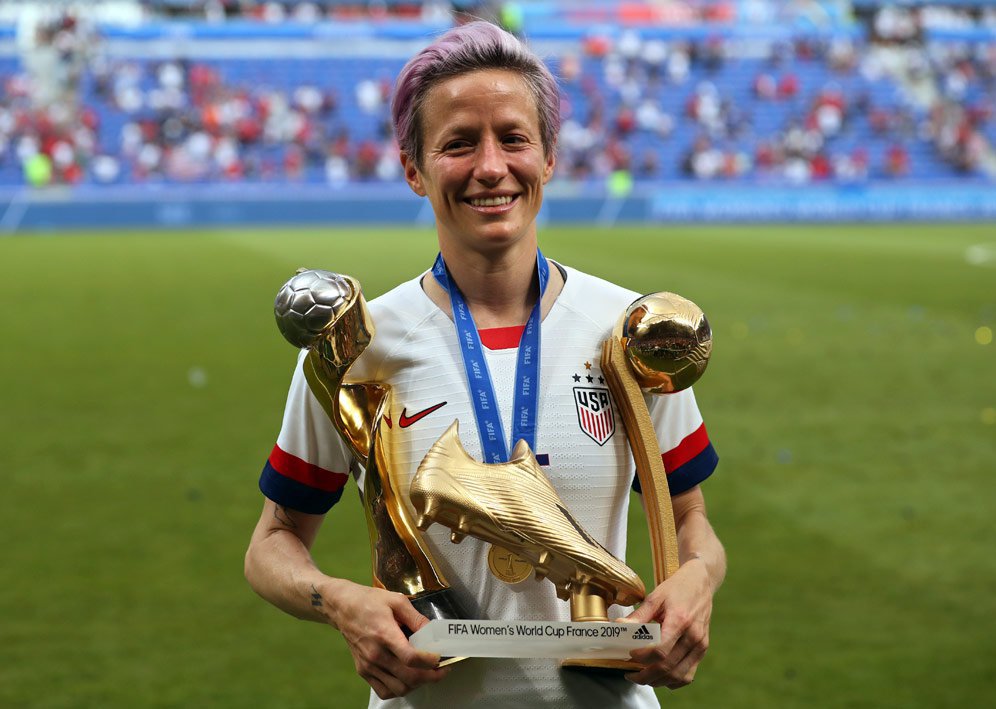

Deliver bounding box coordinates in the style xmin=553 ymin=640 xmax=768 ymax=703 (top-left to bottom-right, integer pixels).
xmin=0 ymin=0 xmax=993 ymax=229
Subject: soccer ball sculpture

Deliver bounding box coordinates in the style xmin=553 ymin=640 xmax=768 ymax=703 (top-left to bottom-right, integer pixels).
xmin=273 ymin=269 xmax=355 ymax=349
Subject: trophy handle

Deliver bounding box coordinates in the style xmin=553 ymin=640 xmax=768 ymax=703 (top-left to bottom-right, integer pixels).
xmin=600 ymin=337 xmax=680 ymax=587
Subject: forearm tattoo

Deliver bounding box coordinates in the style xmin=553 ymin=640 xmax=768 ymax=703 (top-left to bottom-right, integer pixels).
xmin=273 ymin=505 xmax=297 ymax=529
xmin=310 ymin=584 xmax=323 ymax=609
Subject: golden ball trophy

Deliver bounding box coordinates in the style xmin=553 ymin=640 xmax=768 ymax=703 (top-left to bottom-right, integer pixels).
xmin=408 ymin=291 xmax=712 ymax=671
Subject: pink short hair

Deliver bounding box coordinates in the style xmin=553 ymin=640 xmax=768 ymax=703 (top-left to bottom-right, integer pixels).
xmin=391 ymin=21 xmax=560 ymax=169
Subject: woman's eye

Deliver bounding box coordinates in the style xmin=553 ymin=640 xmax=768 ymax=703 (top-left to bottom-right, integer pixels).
xmin=444 ymin=140 xmax=470 ymax=152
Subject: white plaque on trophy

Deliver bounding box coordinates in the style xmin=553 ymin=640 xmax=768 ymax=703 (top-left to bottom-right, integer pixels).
xmin=410 ymin=619 xmax=660 ymax=660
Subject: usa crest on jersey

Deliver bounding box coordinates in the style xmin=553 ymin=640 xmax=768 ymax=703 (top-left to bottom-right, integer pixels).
xmin=573 ymin=387 xmax=615 ymax=445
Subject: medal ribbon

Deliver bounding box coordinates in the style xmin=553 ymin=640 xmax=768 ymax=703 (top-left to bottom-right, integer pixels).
xmin=432 ymin=250 xmax=549 ymax=463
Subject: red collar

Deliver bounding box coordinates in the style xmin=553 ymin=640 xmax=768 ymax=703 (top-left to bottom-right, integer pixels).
xmin=478 ymin=325 xmax=524 ymax=350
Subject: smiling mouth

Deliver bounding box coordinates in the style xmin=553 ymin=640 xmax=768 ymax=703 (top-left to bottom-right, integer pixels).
xmin=467 ymin=195 xmax=516 ymax=208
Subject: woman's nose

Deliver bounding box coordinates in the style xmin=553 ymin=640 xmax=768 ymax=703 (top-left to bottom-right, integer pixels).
xmin=473 ymin=138 xmax=508 ymax=183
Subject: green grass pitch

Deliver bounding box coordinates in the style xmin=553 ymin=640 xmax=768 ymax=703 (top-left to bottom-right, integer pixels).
xmin=1 ymin=223 xmax=993 ymax=707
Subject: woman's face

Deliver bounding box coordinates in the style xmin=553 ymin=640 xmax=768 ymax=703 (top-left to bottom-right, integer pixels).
xmin=402 ymin=69 xmax=555 ymax=257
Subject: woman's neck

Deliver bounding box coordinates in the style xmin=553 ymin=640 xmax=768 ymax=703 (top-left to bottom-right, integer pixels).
xmin=424 ymin=244 xmax=564 ymax=329
xmin=445 ymin=246 xmax=537 ymax=328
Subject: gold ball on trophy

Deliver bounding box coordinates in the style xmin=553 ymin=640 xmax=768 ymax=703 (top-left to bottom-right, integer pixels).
xmin=619 ymin=292 xmax=712 ymax=394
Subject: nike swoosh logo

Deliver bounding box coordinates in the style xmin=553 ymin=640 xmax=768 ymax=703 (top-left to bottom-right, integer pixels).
xmin=399 ymin=401 xmax=447 ymax=428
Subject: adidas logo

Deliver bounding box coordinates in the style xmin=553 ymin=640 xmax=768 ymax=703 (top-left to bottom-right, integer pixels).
xmin=631 ymin=625 xmax=654 ymax=641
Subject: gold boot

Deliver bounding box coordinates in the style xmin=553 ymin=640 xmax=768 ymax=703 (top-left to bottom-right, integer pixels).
xmin=410 ymin=422 xmax=645 ymax=620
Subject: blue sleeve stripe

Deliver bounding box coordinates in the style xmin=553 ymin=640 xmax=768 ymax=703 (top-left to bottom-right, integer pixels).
xmin=259 ymin=461 xmax=345 ymax=515
xmin=632 ymin=443 xmax=718 ymax=496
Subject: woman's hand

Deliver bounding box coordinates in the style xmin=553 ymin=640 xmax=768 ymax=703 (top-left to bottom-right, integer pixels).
xmin=324 ymin=580 xmax=451 ymax=699
xmin=620 ymin=557 xmax=714 ymax=689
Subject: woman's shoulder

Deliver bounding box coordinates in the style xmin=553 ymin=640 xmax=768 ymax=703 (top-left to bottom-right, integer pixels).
xmin=367 ymin=274 xmax=430 ymax=316
xmin=555 ymin=262 xmax=642 ymax=321
xmin=353 ymin=273 xmax=447 ymax=373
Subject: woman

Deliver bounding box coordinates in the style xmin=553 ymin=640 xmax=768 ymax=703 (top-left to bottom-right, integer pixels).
xmin=246 ymin=21 xmax=725 ymax=707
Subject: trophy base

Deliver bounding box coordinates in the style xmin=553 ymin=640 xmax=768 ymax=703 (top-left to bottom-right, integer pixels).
xmin=560 ymin=657 xmax=644 ymax=674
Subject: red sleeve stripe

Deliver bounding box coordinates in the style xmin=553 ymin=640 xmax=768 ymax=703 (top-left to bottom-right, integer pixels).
xmin=268 ymin=445 xmax=349 ymax=493
xmin=662 ymin=423 xmax=710 ymax=474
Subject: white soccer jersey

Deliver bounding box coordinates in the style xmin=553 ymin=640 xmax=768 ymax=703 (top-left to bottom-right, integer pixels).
xmin=260 ymin=263 xmax=718 ymax=709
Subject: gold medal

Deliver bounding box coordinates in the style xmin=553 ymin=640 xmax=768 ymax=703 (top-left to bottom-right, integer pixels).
xmin=487 ymin=544 xmax=533 ymax=584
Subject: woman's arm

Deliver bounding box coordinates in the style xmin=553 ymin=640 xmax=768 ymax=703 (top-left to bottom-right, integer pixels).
xmin=245 ymin=498 xmax=450 ymax=699
xmin=623 ymin=485 xmax=727 ymax=689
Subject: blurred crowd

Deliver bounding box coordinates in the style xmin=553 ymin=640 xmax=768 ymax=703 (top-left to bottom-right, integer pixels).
xmin=1 ymin=2 xmax=993 ymax=188
xmin=142 ymin=0 xmax=490 ymax=23
xmin=1 ymin=13 xmax=99 ymax=185
xmin=870 ymin=2 xmax=996 ymax=42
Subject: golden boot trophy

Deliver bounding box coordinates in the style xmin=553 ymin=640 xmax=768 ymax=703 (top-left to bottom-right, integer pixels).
xmin=273 ymin=269 xmax=472 ymax=642
xmin=408 ymin=292 xmax=711 ymax=669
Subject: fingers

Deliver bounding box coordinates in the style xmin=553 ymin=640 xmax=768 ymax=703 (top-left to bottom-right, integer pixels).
xmin=365 ymin=667 xmax=447 ymax=700
xmin=394 ymin=596 xmax=433 ymax=634
xmin=621 ymin=588 xmax=666 ymax=625
xmin=392 ymin=640 xmax=447 ymax=673
xmin=388 ymin=593 xmax=447 ymax=670
xmin=625 ymin=628 xmax=709 ymax=689
xmin=620 ymin=605 xmax=655 ymax=625
xmin=349 ymin=592 xmax=450 ymax=698
xmin=354 ymin=635 xmax=450 ymax=699
xmin=364 ymin=669 xmax=400 ymax=701
xmin=627 ymin=604 xmax=685 ymax=666
xmin=626 ymin=630 xmax=679 ymax=676
xmin=668 ymin=637 xmax=708 ymax=686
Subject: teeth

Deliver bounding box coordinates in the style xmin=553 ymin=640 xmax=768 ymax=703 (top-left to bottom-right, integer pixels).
xmin=469 ymin=196 xmax=513 ymax=207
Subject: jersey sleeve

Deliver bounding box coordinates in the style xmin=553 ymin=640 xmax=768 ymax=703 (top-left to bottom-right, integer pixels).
xmin=258 ymin=352 xmax=354 ymax=514
xmin=631 ymin=386 xmax=719 ymax=496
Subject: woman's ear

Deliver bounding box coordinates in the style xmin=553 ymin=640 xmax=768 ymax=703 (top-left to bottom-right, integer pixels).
xmin=542 ymin=147 xmax=556 ymax=185
xmin=400 ymin=152 xmax=426 ymax=196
